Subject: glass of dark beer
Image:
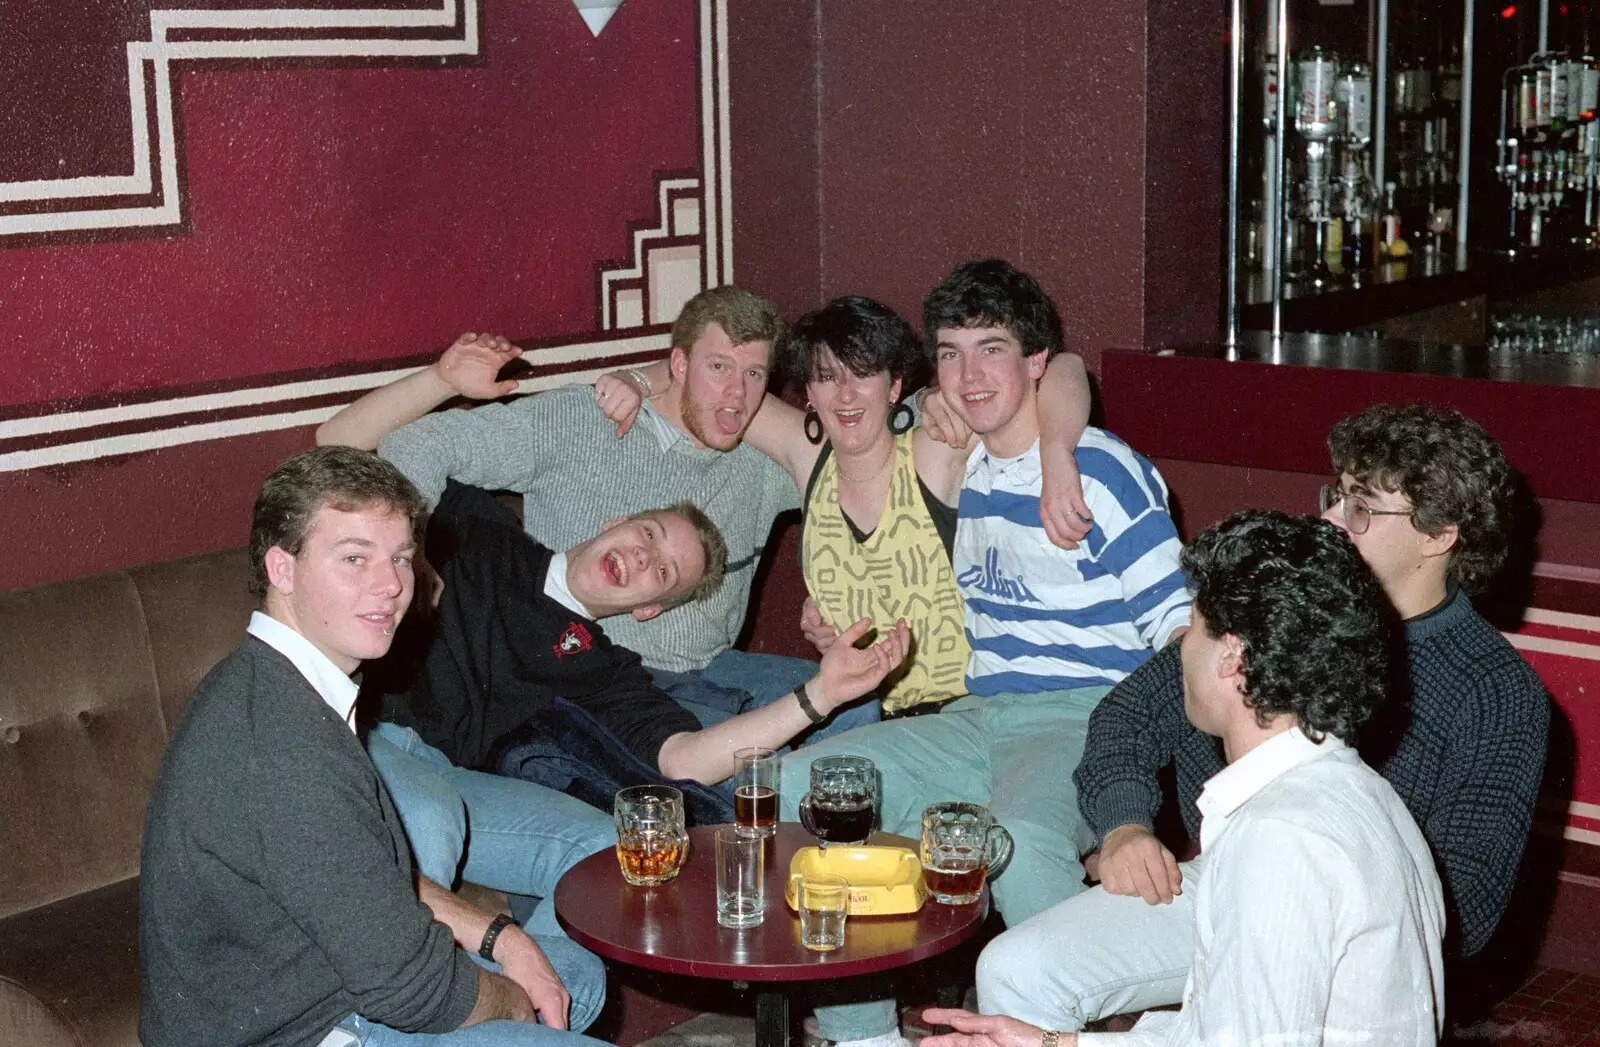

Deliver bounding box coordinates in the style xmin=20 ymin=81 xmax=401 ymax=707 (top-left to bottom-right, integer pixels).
xmin=733 ymin=747 xmax=779 ymax=838
xmin=798 ymin=755 xmax=877 ymax=846
xmin=920 ymin=801 xmax=1013 ymax=905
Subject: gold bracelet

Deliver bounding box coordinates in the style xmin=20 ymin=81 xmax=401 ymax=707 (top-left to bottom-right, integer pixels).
xmin=1041 ymin=1031 xmax=1062 ymax=1047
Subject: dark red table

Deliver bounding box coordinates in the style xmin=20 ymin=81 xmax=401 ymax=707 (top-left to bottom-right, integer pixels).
xmin=554 ymin=823 xmax=988 ymax=1047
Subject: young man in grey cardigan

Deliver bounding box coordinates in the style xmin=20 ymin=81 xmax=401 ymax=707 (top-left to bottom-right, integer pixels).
xmin=139 ymin=447 xmax=606 ymax=1047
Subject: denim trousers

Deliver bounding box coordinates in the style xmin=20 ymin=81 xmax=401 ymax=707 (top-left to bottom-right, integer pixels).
xmin=365 ymin=723 xmax=611 ymax=1025
xmin=648 ymin=649 xmax=881 ymax=764
xmin=333 ymin=942 xmax=610 ymax=1045
xmin=775 ymin=687 xmax=1110 ymax=1041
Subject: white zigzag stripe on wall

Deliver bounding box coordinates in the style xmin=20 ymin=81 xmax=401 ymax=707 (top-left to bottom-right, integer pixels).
xmin=0 ymin=1 xmax=480 ymax=237
xmin=0 ymin=0 xmax=732 ymax=474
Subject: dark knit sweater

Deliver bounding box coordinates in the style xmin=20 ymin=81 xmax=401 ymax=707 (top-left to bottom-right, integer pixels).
xmin=1074 ymin=588 xmax=1550 ymax=957
xmin=139 ymin=637 xmax=477 ymax=1047
xmin=370 ymin=482 xmax=701 ymax=771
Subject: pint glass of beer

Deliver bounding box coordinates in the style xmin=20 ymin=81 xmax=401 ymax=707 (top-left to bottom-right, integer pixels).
xmin=733 ymin=747 xmax=779 ymax=838
xmin=920 ymin=801 xmax=1013 ymax=905
xmin=614 ymin=785 xmax=689 ymax=886
xmin=798 ymin=755 xmax=877 ymax=846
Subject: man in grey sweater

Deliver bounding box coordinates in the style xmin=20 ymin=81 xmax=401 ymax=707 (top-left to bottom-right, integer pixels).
xmin=319 ymin=287 xmax=859 ymax=734
xmin=139 ymin=447 xmax=606 ymax=1047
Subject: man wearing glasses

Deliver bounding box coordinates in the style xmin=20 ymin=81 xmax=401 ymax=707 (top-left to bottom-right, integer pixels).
xmin=973 ymin=402 xmax=1550 ymax=1033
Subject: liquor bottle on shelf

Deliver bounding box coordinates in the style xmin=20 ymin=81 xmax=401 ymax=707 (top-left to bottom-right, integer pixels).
xmin=1292 ymin=46 xmax=1339 ymax=286
xmin=1380 ymin=181 xmax=1409 ymax=259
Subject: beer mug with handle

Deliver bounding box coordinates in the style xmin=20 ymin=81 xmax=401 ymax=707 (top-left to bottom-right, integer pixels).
xmin=614 ymin=785 xmax=689 ymax=886
xmin=920 ymin=801 xmax=1013 ymax=905
xmin=798 ymin=755 xmax=877 ymax=847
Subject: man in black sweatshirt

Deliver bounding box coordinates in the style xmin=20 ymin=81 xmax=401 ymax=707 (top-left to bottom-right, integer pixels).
xmin=974 ymin=403 xmax=1550 ymax=1032
xmin=139 ymin=447 xmax=609 ymax=1047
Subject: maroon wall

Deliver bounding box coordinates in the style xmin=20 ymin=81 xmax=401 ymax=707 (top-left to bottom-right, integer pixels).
xmin=0 ymin=1 xmax=713 ymax=591
xmin=728 ymin=0 xmax=1227 ymax=370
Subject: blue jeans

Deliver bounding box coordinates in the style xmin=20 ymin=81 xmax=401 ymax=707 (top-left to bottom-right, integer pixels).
xmin=649 ymin=649 xmax=881 ymax=751
xmin=781 ymin=687 xmax=1111 ymax=1041
xmin=365 ymin=723 xmax=610 ymax=1024
xmin=336 ymin=945 xmax=609 ymax=1045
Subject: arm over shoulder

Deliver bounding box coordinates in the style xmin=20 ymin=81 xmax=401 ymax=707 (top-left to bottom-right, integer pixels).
xmin=378 ymin=387 xmax=581 ymax=507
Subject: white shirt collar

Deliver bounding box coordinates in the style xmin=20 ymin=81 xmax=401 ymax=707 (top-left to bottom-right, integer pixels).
xmin=1196 ymin=725 xmax=1348 ymax=853
xmin=639 ymin=400 xmax=686 ymax=452
xmin=965 ymin=437 xmax=1041 ymax=483
xmin=246 ymin=611 xmax=361 ymax=732
xmin=542 ymin=551 xmax=592 ymax=618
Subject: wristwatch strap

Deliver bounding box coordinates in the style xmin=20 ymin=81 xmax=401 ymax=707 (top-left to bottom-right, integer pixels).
xmin=479 ymin=913 xmax=515 ymax=960
xmin=1041 ymin=1031 xmax=1063 ymax=1047
xmin=793 ymin=682 xmax=826 ymax=726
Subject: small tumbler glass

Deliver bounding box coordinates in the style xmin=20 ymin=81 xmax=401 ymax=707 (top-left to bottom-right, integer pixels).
xmin=798 ymin=872 xmax=849 ymax=952
xmin=714 ymin=827 xmax=765 ymax=928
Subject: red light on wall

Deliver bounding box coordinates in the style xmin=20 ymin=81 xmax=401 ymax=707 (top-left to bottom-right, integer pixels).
xmin=1501 ymin=4 xmax=1518 ymax=17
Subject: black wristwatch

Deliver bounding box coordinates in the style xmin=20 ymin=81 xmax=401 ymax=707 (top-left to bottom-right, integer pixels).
xmin=479 ymin=913 xmax=515 ymax=960
xmin=793 ymin=682 xmax=826 ymax=726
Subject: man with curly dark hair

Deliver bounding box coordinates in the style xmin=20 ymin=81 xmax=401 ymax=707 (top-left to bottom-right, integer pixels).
xmin=926 ymin=511 xmax=1446 ymax=1046
xmin=975 ymin=403 xmax=1550 ymax=1033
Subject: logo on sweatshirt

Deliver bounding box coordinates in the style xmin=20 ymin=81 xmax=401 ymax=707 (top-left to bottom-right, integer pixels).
xmin=554 ymin=621 xmax=593 ymax=658
xmin=957 ymin=547 xmax=1041 ymax=604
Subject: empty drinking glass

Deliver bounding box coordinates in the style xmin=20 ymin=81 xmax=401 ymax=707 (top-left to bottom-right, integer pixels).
xmin=798 ymin=872 xmax=849 ymax=952
xmin=714 ymin=827 xmax=765 ymax=928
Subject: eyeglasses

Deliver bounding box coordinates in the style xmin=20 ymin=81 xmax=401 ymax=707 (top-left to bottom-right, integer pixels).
xmin=1319 ymin=484 xmax=1413 ymax=535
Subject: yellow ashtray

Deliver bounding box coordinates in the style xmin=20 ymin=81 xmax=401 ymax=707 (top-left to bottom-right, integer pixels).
xmin=783 ymin=845 xmax=927 ymax=915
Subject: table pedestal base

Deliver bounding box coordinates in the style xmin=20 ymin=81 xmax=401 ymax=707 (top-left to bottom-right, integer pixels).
xmin=756 ymin=987 xmax=790 ymax=1047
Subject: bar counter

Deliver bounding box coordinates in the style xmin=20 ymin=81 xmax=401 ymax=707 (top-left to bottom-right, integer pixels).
xmin=1099 ymin=333 xmax=1600 ymax=506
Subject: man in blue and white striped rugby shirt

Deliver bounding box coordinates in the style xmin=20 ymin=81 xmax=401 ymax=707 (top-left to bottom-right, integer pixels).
xmin=779 ymin=259 xmax=1189 ymax=932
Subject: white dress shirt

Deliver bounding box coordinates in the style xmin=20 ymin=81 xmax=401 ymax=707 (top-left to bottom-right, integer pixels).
xmin=246 ymin=611 xmax=360 ymax=733
xmin=1080 ymin=726 xmax=1446 ymax=1046
xmin=542 ymin=550 xmax=590 ymax=618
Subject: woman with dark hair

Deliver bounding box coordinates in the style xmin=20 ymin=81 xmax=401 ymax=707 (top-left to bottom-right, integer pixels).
xmin=596 ymin=295 xmax=1091 ymax=716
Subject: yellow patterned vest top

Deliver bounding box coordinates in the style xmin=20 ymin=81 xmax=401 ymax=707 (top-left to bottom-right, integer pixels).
xmin=801 ymin=430 xmax=971 ymax=713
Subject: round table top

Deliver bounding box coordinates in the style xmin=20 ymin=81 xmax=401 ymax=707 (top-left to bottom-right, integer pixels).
xmin=554 ymin=822 xmax=988 ymax=982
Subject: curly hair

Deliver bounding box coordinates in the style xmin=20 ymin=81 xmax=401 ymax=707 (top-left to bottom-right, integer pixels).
xmin=249 ymin=446 xmax=427 ymax=598
xmin=780 ymin=296 xmax=925 ymax=391
xmin=1181 ymin=510 xmax=1394 ymax=745
xmin=921 ymin=258 xmax=1064 ymax=361
xmin=1327 ymin=403 xmax=1514 ymax=592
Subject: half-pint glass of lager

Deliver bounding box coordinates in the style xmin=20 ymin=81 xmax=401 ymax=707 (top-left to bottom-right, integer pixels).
xmin=614 ymin=785 xmax=689 ymax=886
xmin=920 ymin=801 xmax=1013 ymax=905
xmin=798 ymin=755 xmax=877 ymax=846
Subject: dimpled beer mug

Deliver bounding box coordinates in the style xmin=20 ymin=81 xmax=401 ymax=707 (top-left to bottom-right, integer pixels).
xmin=920 ymin=802 xmax=1013 ymax=905
xmin=798 ymin=755 xmax=877 ymax=847
xmin=614 ymin=785 xmax=689 ymax=886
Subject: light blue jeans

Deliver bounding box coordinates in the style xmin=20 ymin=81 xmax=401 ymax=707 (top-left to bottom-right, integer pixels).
xmin=975 ymin=856 xmax=1200 ymax=1030
xmin=336 ymin=944 xmax=609 ymax=1045
xmin=365 ymin=722 xmax=610 ymax=1025
xmin=649 ymin=650 xmax=881 ymax=754
xmin=777 ymin=687 xmax=1110 ymax=1041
